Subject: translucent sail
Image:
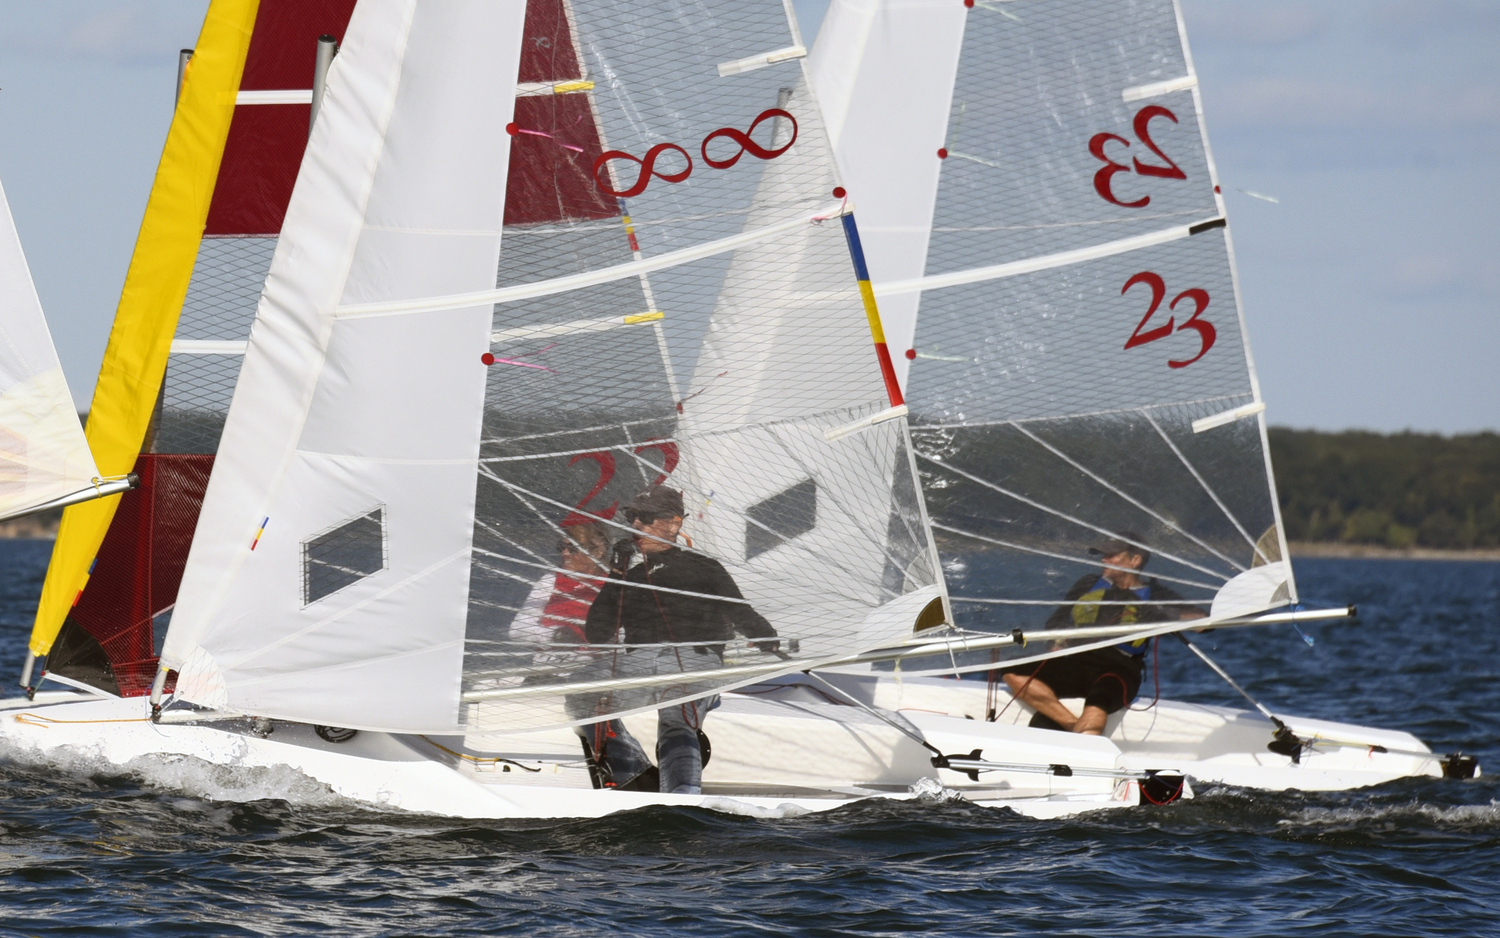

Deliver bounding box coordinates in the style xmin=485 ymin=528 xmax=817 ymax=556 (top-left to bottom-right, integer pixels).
xmin=810 ymin=0 xmax=1295 ymax=673
xmin=0 ymin=177 xmax=103 ymax=522
xmin=40 ymin=0 xmax=360 ymax=698
xmin=163 ymin=0 xmax=937 ymax=734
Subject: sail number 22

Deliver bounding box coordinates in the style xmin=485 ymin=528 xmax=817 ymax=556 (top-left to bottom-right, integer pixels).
xmin=1121 ymin=271 xmax=1215 ymax=368
xmin=1089 ymin=105 xmax=1186 ymax=208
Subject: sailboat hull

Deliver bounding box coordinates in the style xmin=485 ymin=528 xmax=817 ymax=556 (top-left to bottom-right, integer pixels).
xmin=0 ymin=692 xmax=1139 ymax=820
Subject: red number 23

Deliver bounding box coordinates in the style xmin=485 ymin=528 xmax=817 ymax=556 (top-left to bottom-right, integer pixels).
xmin=1121 ymin=271 xmax=1215 ymax=368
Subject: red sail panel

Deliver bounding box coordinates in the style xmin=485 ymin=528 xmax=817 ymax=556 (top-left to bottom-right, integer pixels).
xmin=204 ymin=0 xmax=359 ymax=236
xmin=519 ymin=0 xmax=583 ymax=82
xmin=53 ymin=455 xmax=214 ymax=697
xmin=505 ymin=95 xmax=619 ymax=225
xmin=504 ymin=0 xmax=619 ymax=226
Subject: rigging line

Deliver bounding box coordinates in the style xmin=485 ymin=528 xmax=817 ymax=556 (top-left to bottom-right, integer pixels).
xmin=1171 ymin=633 xmax=1306 ymax=759
xmin=874 ymin=216 xmax=1216 ymax=298
xmin=1008 ymin=421 xmax=1247 ymax=574
xmin=952 ymin=598 xmax=1205 ymax=606
xmin=337 ymin=203 xmax=845 ymax=319
xmin=476 ymin=464 xmax=637 ymax=540
xmin=908 ymin=392 xmax=1251 ymax=430
xmin=471 ymin=547 xmax=758 ymax=607
xmin=1142 ymin=411 xmax=1271 ymax=566
xmin=478 ymin=398 xmax=884 ymax=462
xmin=918 ymin=455 xmax=1233 ymax=583
xmin=761 ymin=424 xmax=918 ymax=586
xmin=481 ymin=415 xmax=672 ymax=447
xmin=929 ymin=522 xmax=1222 ymax=593
xmin=798 ymin=671 xmax=943 ymax=757
xmin=861 ymin=620 xmax=1201 ymax=680
xmin=929 ymin=209 xmax=1198 ymax=233
xmin=481 ymin=436 xmax=683 ymax=463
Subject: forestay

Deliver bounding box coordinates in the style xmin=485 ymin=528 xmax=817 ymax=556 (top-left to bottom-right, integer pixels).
xmin=0 ymin=178 xmax=103 ymax=522
xmin=810 ymin=0 xmax=1295 ymax=675
xmin=164 ymin=0 xmax=937 ymax=733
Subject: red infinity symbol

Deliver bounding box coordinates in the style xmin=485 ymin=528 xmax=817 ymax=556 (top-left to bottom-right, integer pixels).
xmin=590 ymin=109 xmax=799 ymax=198
xmin=593 ymin=142 xmax=693 ymax=198
xmin=700 ymin=108 xmax=798 ymax=169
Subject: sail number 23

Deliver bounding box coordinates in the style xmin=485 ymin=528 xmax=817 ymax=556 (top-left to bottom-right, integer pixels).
xmin=1089 ymin=105 xmax=1186 ymax=208
xmin=1121 ymin=272 xmax=1215 ymax=368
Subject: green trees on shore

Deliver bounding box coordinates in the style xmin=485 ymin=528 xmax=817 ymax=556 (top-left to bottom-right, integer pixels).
xmin=1270 ymin=429 xmax=1500 ymax=549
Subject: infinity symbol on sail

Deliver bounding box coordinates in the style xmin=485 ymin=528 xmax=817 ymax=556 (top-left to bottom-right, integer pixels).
xmin=593 ymin=143 xmax=694 ymax=198
xmin=700 ymin=108 xmax=797 ymax=169
xmin=591 ymin=109 xmax=799 ymax=198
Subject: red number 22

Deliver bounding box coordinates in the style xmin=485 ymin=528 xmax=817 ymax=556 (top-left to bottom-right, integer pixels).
xmin=1121 ymin=271 xmax=1216 ymax=368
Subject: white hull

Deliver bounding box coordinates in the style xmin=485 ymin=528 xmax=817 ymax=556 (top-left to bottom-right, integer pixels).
xmin=0 ymin=690 xmax=1143 ymax=821
xmin=3 ymin=666 xmax=1448 ymax=820
xmin=841 ymin=672 xmax=1452 ymax=792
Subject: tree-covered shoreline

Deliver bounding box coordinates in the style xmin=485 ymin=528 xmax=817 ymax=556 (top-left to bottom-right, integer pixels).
xmin=1270 ymin=428 xmax=1500 ymax=550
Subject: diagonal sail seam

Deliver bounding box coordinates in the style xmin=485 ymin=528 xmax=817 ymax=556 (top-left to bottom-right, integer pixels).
xmin=335 ymin=201 xmax=846 ymax=320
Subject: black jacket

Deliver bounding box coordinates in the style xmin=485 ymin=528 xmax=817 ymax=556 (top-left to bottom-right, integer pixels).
xmin=583 ymin=546 xmax=777 ymax=647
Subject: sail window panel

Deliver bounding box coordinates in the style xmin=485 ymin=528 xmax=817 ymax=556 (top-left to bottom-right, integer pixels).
xmin=745 ymin=478 xmax=817 ymax=560
xmin=302 ymin=507 xmax=387 ymax=606
xmin=926 ymin=0 xmax=1217 ymax=277
xmin=906 ymin=230 xmax=1250 ymax=426
xmin=155 ymin=353 xmax=243 ymax=455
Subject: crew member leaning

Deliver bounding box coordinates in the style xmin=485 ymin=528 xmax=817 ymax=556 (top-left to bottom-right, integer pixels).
xmin=1003 ymin=533 xmax=1203 ymax=735
xmin=576 ymin=485 xmax=778 ymax=794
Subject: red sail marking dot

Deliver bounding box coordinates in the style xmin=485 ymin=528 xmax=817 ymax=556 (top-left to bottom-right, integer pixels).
xmin=937 ymin=148 xmax=948 ymax=159
xmin=505 ymin=122 xmax=518 ymax=136
xmin=1214 ymin=185 xmax=1221 ymax=193
xmin=832 ymin=186 xmax=846 ymax=199
xmin=481 ymin=353 xmax=496 ymax=365
xmin=905 ymin=349 xmax=917 ymax=360
xmin=964 ymin=0 xmax=974 ymax=7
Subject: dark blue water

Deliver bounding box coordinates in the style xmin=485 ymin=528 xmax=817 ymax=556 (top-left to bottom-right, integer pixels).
xmin=1 ymin=540 xmax=1497 ymax=937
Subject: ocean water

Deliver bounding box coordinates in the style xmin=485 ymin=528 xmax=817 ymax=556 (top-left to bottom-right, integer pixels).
xmin=1 ymin=541 xmax=1497 ymax=937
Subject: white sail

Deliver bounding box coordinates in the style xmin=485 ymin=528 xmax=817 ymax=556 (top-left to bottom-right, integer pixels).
xmin=0 ymin=177 xmax=108 ymax=522
xmin=810 ymin=0 xmax=1297 ymax=670
xmin=165 ymin=0 xmax=937 ymax=733
xmin=163 ymin=0 xmax=526 ymax=731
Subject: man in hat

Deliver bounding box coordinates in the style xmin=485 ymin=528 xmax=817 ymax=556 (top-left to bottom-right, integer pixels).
xmin=575 ymin=484 xmax=779 ymax=794
xmin=1002 ymin=532 xmax=1203 ymax=735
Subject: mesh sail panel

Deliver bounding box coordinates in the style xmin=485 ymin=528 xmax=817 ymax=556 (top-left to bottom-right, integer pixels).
xmin=50 ymin=455 xmax=213 ymax=696
xmin=930 ymin=0 xmax=1216 ymax=274
xmin=460 ymin=0 xmax=936 ymax=732
xmin=888 ymin=0 xmax=1293 ymax=673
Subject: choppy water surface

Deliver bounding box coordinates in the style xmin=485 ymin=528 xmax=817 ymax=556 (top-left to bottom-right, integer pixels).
xmin=1 ymin=541 xmax=1497 ymax=937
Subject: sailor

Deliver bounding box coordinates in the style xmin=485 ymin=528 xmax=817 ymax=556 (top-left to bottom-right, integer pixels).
xmin=576 ymin=485 xmax=779 ymax=794
xmin=1003 ymin=533 xmax=1203 ymax=735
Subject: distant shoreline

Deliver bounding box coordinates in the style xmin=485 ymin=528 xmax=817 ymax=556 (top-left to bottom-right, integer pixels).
xmin=1287 ymin=541 xmax=1500 ymax=561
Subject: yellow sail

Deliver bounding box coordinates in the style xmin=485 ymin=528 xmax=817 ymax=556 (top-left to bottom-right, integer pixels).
xmin=28 ymin=0 xmax=261 ymax=657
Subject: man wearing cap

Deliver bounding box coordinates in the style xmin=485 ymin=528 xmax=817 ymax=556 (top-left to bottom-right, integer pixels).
xmin=574 ymin=484 xmax=779 ymax=794
xmin=1003 ymin=532 xmax=1203 ymax=735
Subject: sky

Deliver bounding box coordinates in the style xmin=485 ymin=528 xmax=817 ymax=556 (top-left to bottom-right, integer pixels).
xmin=0 ymin=0 xmax=1495 ymax=434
